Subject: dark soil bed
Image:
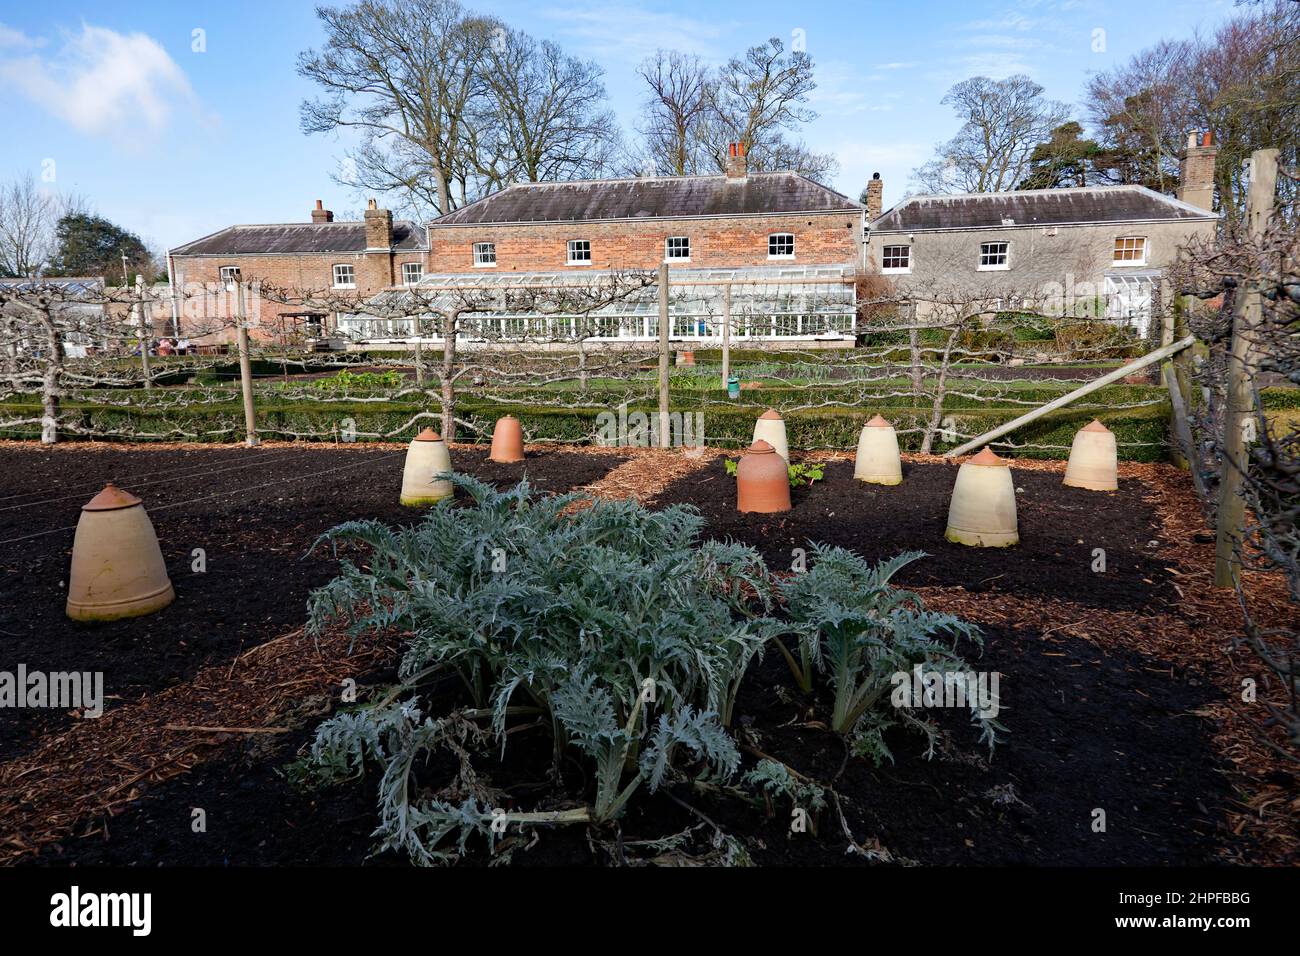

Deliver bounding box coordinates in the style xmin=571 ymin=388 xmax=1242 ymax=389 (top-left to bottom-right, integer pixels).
xmin=31 ymin=623 xmax=1232 ymax=867
xmin=0 ymin=444 xmax=623 ymax=760
xmin=650 ymin=460 xmax=1175 ymax=611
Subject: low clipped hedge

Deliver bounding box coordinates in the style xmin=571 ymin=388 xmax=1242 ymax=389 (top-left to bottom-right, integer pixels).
xmin=0 ymin=395 xmax=1169 ymax=461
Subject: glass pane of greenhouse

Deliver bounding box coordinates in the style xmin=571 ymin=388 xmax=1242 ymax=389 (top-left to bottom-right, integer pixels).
xmin=337 ymin=266 xmax=858 ymax=343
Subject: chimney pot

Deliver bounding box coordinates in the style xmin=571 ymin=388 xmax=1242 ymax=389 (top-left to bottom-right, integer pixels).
xmin=311 ymin=200 xmax=334 ymax=224
xmin=725 ymin=142 xmax=748 ymax=181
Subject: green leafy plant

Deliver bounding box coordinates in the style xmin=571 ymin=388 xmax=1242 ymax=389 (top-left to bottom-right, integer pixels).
xmin=723 ymin=458 xmax=825 ymax=487
xmin=298 ymin=476 xmax=780 ymax=863
xmin=304 ymin=369 xmax=404 ymax=393
xmin=778 ymin=546 xmax=1000 ymax=763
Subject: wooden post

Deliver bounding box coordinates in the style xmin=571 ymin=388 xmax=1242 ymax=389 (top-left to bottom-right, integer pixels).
xmin=945 ymin=335 xmax=1195 ymax=458
xmin=721 ymin=282 xmax=732 ymax=390
xmin=1215 ymin=148 xmax=1279 ymax=588
xmin=234 ymin=281 xmax=259 ymax=447
xmin=658 ymin=261 xmax=671 ymax=448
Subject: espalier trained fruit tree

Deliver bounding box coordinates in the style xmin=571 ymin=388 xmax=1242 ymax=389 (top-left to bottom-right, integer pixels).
xmin=291 ymin=476 xmax=995 ymax=864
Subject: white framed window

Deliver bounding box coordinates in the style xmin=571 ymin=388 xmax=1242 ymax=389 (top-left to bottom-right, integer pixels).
xmin=473 ymin=242 xmax=496 ymax=267
xmin=881 ymin=245 xmax=911 ymax=274
xmin=401 ymin=262 xmax=423 ymax=285
xmin=219 ymin=265 xmax=241 ymax=290
xmin=768 ymin=233 xmax=795 ymax=259
xmin=665 ymin=236 xmax=690 ymax=261
xmin=1113 ymin=236 xmax=1147 ymax=265
xmin=332 ymin=263 xmax=356 ymax=288
xmin=567 ymin=239 xmax=591 ymax=264
xmin=978 ymin=241 xmax=1010 ymax=270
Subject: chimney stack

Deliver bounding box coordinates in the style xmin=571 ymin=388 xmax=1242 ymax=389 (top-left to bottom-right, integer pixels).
xmin=311 ymin=199 xmax=334 ymax=224
xmin=364 ymin=198 xmax=394 ymax=249
xmin=726 ymin=142 xmax=748 ymax=181
xmin=865 ymin=172 xmax=883 ymax=223
xmin=1177 ymin=131 xmax=1216 ymax=212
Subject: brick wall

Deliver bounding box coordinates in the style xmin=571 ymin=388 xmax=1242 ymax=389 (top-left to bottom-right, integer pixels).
xmin=427 ymin=212 xmax=861 ymax=273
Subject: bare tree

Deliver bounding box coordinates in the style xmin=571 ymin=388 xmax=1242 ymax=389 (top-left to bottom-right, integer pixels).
xmin=637 ymin=51 xmax=714 ymax=176
xmin=0 ymin=175 xmax=67 ymax=278
xmin=1084 ymin=1 xmax=1300 ymax=219
xmin=634 ymin=37 xmax=837 ymax=182
xmin=478 ymin=30 xmax=622 ymax=186
xmin=704 ymin=37 xmax=837 ymax=181
xmin=298 ymin=0 xmax=496 ymax=219
xmin=912 ymin=75 xmax=1071 ymax=194
xmin=299 ymin=0 xmax=624 ymax=219
xmin=1176 ymin=197 xmax=1300 ymax=760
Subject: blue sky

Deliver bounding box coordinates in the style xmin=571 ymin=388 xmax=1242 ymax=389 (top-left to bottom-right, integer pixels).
xmin=0 ymin=0 xmax=1234 ymax=251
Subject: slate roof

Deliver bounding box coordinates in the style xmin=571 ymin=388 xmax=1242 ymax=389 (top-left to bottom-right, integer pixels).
xmin=870 ymin=185 xmax=1216 ymax=232
xmin=171 ymin=221 xmax=427 ymax=256
xmin=429 ymin=172 xmax=863 ymax=226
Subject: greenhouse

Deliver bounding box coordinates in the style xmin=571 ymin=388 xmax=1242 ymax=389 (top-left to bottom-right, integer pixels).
xmin=335 ymin=265 xmax=859 ymax=344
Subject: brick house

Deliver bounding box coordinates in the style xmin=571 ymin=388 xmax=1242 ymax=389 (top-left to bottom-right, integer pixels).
xmin=169 ymin=144 xmax=866 ymax=347
xmin=167 ymin=200 xmax=429 ymax=344
xmin=862 ymin=132 xmax=1221 ymax=334
xmin=425 ymin=146 xmax=862 ymax=274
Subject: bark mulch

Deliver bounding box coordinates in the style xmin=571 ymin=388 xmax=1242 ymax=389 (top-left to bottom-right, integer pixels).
xmin=0 ymin=623 xmax=399 ymax=866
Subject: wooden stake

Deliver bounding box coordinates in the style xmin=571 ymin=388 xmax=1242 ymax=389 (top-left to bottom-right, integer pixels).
xmin=1215 ymin=148 xmax=1279 ymax=588
xmin=722 ymin=282 xmax=732 ymax=390
xmin=945 ymin=335 xmax=1195 ymax=457
xmin=658 ymin=261 xmax=670 ymax=448
xmin=234 ymin=280 xmax=259 ymax=447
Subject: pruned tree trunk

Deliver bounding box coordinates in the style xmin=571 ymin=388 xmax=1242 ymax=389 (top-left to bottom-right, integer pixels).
xmin=919 ymin=323 xmax=961 ymax=455
xmin=39 ymin=309 xmax=62 ymax=445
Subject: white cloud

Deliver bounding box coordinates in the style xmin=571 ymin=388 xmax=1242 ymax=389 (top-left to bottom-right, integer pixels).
xmin=541 ymin=2 xmax=732 ymax=61
xmin=0 ymin=23 xmax=42 ymax=49
xmin=810 ymin=62 xmax=906 ymax=116
xmin=0 ymin=23 xmax=199 ymax=139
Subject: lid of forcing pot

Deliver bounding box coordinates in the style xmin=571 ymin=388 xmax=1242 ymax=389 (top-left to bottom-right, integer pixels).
xmin=968 ymin=447 xmax=1008 ymax=467
xmin=759 ymin=408 xmax=782 ymax=421
xmin=1081 ymin=419 xmax=1111 ymax=433
xmin=82 ymin=483 xmax=143 ymax=511
xmin=866 ymin=414 xmax=892 ymax=427
xmin=414 ymin=427 xmax=442 ymax=441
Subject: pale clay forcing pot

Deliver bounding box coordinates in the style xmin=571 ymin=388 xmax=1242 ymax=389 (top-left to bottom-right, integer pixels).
xmin=752 ymin=408 xmax=789 ymax=463
xmin=66 ymin=484 xmax=175 ymax=622
xmin=736 ymin=440 xmax=791 ymax=513
xmin=945 ymin=448 xmax=1019 ymax=548
xmin=854 ymin=414 xmax=903 ymax=485
xmin=489 ymin=415 xmax=525 ymax=463
xmin=401 ymin=427 xmax=454 ymax=506
xmin=1063 ymin=420 xmax=1118 ymax=492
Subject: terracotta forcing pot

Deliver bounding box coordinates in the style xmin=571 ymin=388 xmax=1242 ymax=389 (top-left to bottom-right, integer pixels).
xmin=945 ymin=447 xmax=1019 ymax=548
xmin=400 ymin=427 xmax=454 ymax=506
xmin=737 ymin=440 xmax=791 ymax=513
xmin=752 ymin=408 xmax=789 ymax=463
xmin=489 ymin=415 xmax=525 ymax=463
xmin=854 ymin=414 xmax=903 ymax=485
xmin=66 ymin=484 xmax=175 ymax=622
xmin=1063 ymin=419 xmax=1118 ymax=492
xmin=678 ymin=350 xmax=696 ymax=366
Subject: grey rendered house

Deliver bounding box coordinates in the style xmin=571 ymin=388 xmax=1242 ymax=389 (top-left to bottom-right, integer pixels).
xmin=862 ymin=134 xmax=1221 ymax=335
